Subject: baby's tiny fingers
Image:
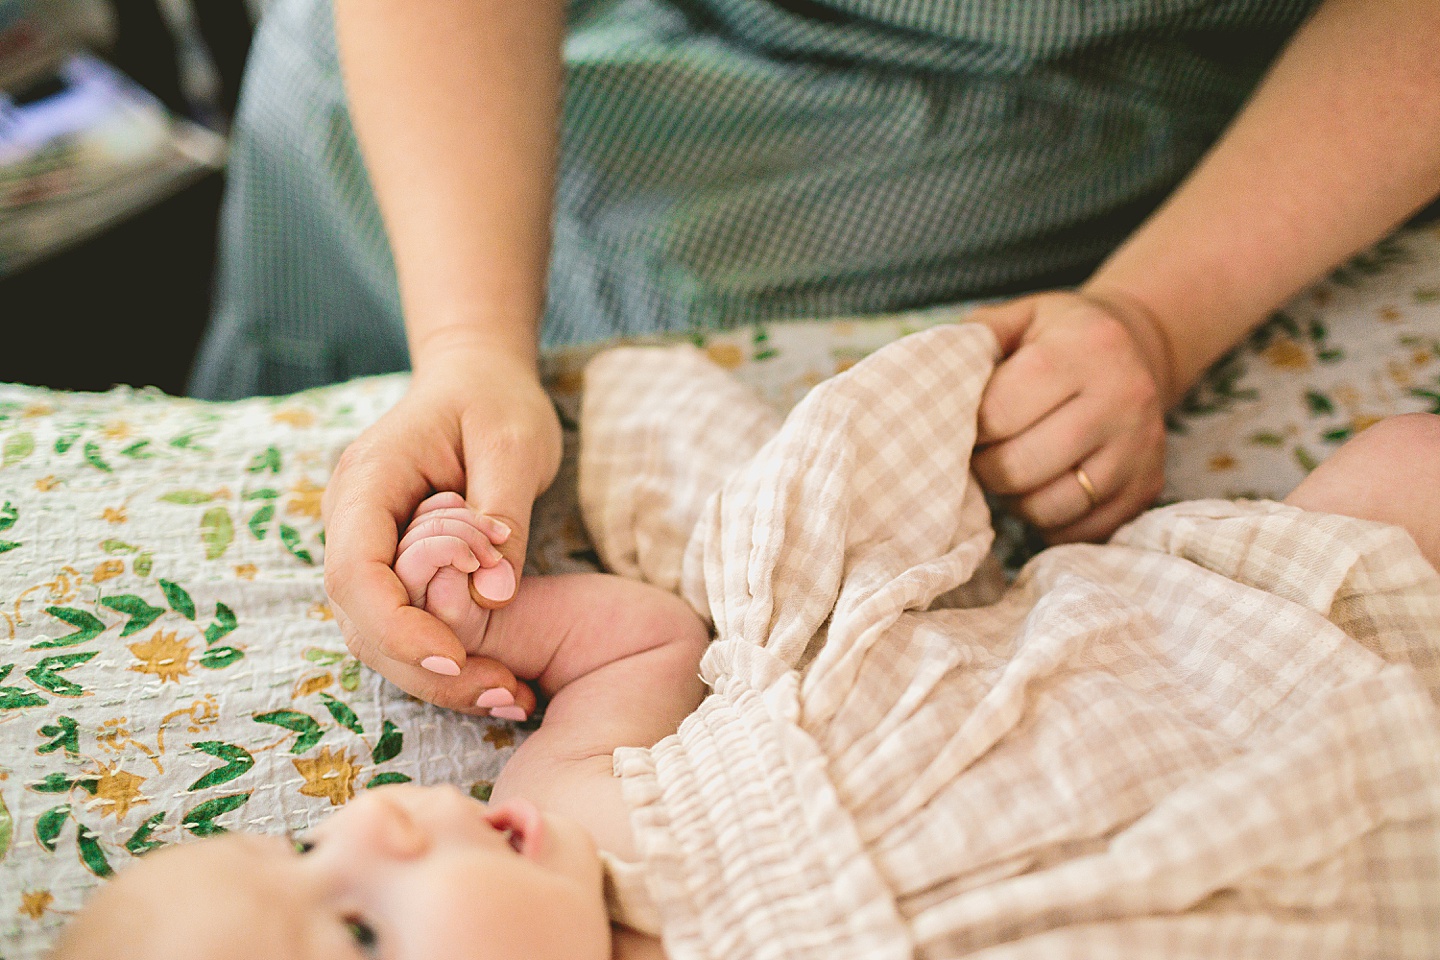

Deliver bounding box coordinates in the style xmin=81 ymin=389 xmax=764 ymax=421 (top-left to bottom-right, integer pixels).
xmin=395 ymin=535 xmax=481 ymax=606
xmin=398 ymin=514 xmax=504 ymax=566
xmin=407 ymin=495 xmax=509 ymax=547
xmin=414 ymin=491 xmax=468 ymax=518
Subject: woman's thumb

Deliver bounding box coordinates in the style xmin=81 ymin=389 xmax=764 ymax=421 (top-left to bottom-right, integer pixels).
xmin=464 ymin=466 xmax=535 ymax=610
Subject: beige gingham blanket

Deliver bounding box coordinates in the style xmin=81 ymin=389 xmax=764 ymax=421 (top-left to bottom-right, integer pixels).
xmin=578 ymin=322 xmax=1440 ymax=959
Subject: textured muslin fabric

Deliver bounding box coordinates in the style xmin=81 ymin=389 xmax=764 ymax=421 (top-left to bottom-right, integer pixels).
xmin=577 ymin=322 xmax=1440 ymax=959
xmin=189 ymin=0 xmax=1322 ymax=398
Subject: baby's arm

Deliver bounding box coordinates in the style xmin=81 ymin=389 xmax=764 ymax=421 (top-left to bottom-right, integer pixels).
xmin=483 ymin=573 xmax=709 ymax=854
xmin=394 ymin=493 xmax=710 ymax=855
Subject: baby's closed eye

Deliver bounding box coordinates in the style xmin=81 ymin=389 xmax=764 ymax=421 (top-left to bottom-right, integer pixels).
xmin=293 ymin=837 xmax=380 ymax=957
xmin=346 ymin=919 xmax=378 ymax=956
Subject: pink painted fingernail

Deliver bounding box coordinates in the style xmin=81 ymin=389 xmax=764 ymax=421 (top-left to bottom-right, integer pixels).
xmin=490 ymin=705 xmax=527 ymax=722
xmin=472 ymin=560 xmax=516 ymax=603
xmin=420 ymin=656 xmax=461 ymax=677
xmin=475 ymin=687 xmax=515 ymax=709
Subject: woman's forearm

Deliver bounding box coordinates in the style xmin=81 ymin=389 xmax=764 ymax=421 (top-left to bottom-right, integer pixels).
xmin=333 ymin=0 xmax=564 ymax=370
xmin=1083 ymin=0 xmax=1440 ymax=403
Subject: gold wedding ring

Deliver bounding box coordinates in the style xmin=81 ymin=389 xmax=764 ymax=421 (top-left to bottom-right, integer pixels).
xmin=1074 ymin=467 xmax=1100 ymax=508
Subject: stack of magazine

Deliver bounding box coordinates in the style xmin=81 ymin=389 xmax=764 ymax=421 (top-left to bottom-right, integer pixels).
xmin=0 ymin=0 xmax=225 ymax=275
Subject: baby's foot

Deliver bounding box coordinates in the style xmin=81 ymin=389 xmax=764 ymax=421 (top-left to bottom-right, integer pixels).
xmin=395 ymin=493 xmax=523 ymax=717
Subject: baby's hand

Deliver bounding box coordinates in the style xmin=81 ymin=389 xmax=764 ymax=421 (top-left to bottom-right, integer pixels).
xmin=394 ymin=492 xmax=528 ymax=720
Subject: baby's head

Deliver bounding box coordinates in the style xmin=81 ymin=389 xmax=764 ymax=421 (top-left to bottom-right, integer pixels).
xmin=50 ymin=784 xmax=610 ymax=960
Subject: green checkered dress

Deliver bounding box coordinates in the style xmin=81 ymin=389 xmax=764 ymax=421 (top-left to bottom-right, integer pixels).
xmin=189 ymin=0 xmax=1320 ymax=398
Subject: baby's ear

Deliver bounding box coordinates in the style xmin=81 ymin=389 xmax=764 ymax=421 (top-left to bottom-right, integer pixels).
xmin=482 ymin=797 xmax=544 ymax=856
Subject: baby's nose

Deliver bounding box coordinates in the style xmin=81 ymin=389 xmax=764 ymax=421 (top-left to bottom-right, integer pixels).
xmin=336 ymin=790 xmax=430 ymax=862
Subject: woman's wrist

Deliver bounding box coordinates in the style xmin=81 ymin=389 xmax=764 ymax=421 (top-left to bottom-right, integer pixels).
xmin=1075 ymin=283 xmax=1182 ymax=409
xmin=409 ymin=315 xmax=542 ymax=378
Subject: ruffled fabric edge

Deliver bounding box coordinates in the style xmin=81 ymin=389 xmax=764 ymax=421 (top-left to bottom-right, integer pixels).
xmin=612 ymin=642 xmax=913 ymax=960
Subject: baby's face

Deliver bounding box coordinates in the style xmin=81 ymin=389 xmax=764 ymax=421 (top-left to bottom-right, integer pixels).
xmin=57 ymin=784 xmax=610 ymax=960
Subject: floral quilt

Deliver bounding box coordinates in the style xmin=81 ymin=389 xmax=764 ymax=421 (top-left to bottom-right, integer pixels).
xmin=2 ymin=222 xmax=1439 ymax=959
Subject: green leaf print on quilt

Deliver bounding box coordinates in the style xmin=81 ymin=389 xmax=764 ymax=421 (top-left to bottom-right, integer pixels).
xmin=160 ymin=490 xmax=217 ymax=504
xmin=183 ymin=793 xmax=251 ymax=837
xmin=28 ymin=773 xmax=94 ymax=794
xmin=100 ymin=595 xmax=166 ymax=637
xmin=752 ymin=326 xmax=777 ymax=362
xmin=255 ymin=710 xmax=326 ymax=754
xmin=201 ymin=507 xmax=234 ymax=559
xmin=25 ymin=651 xmax=99 ymax=697
xmin=203 ymin=602 xmax=238 ymax=646
xmin=2 ymin=431 xmax=34 ymax=467
xmin=1323 ymin=426 xmax=1353 ymax=444
xmin=76 ymin=821 xmax=113 ymax=876
xmin=188 ymin=742 xmax=257 ymax=791
xmin=1412 ymin=388 xmax=1440 ymax=414
xmin=365 ymin=772 xmax=411 ymax=788
xmin=0 ymin=790 xmax=12 ymax=862
xmin=168 ymin=428 xmax=216 ymax=452
xmin=35 ymin=804 xmax=70 ymax=852
xmin=1305 ymin=390 xmax=1335 ymax=416
xmin=244 ymin=490 xmax=282 ymax=544
xmin=279 ymin=524 xmax=314 ymax=564
xmin=249 ymin=446 xmax=282 ymax=474
xmin=82 ymin=441 xmax=112 ymax=473
xmin=124 ymin=812 xmax=167 ymax=855
xmin=320 ymin=694 xmax=363 ymax=736
xmin=247 ymin=502 xmax=275 ymax=539
xmin=159 ymin=579 xmax=197 ymax=620
xmin=0 ymin=500 xmax=19 ymax=554
xmin=0 ymin=663 xmax=47 ymax=710
xmin=371 ymin=721 xmax=402 ymax=765
xmin=31 ymin=607 xmax=105 ymax=649
xmin=37 ymin=716 xmax=80 ymax=756
xmin=199 ymin=646 xmax=245 ymax=670
xmin=1328 ymin=235 xmax=1408 ymax=288
xmin=365 ymin=721 xmax=409 ymax=789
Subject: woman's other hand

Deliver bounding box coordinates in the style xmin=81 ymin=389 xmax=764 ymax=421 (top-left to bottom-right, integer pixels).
xmin=969 ymin=290 xmax=1176 ymax=544
xmin=321 ymin=345 xmax=563 ymax=713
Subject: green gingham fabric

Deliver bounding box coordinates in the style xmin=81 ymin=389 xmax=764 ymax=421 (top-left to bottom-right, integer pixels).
xmin=188 ymin=0 xmax=1321 ymax=399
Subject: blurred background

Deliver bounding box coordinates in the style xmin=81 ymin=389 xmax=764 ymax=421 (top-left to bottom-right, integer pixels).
xmin=0 ymin=0 xmax=267 ymax=394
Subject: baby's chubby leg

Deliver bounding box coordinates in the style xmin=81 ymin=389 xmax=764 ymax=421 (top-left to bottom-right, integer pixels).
xmin=1284 ymin=412 xmax=1440 ymax=570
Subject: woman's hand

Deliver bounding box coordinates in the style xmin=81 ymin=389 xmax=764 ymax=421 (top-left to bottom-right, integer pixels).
xmin=321 ymin=345 xmax=563 ymax=714
xmin=968 ymin=290 xmax=1175 ymax=544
